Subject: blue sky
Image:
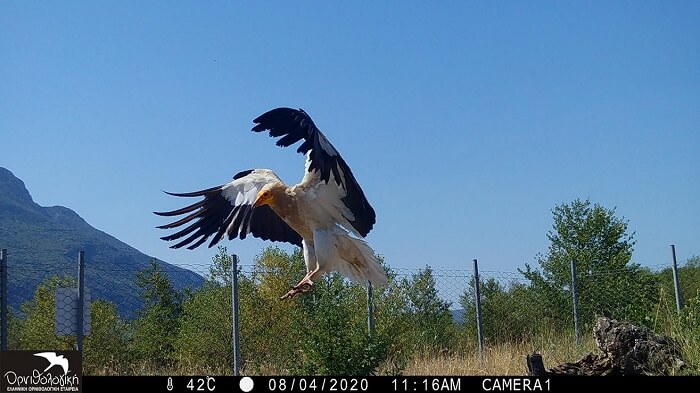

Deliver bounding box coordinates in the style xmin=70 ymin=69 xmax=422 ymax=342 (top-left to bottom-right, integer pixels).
xmin=1 ymin=2 xmax=698 ymax=276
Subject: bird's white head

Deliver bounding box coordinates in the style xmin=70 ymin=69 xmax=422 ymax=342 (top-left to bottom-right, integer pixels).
xmin=254 ymin=189 xmax=275 ymax=208
xmin=254 ymin=183 xmax=285 ymax=208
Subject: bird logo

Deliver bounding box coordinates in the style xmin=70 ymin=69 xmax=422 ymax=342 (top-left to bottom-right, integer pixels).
xmin=33 ymin=352 xmax=70 ymax=375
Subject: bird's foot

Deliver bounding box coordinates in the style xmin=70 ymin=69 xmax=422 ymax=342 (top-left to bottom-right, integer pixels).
xmin=279 ymin=281 xmax=314 ymax=300
xmin=279 ymin=288 xmax=301 ymax=300
xmin=297 ymin=282 xmax=313 ymax=292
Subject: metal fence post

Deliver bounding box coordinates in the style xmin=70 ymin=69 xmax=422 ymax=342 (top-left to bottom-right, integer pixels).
xmin=367 ymin=281 xmax=374 ymax=335
xmin=1 ymin=249 xmax=7 ymax=351
xmin=670 ymin=245 xmax=683 ymax=313
xmin=232 ymin=254 xmax=240 ymax=376
xmin=570 ymin=259 xmax=580 ymax=347
xmin=77 ymin=251 xmax=85 ymax=351
xmin=473 ymin=259 xmax=484 ymax=359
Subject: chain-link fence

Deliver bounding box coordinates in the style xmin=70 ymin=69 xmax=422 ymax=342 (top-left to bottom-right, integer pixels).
xmin=0 ymin=247 xmax=694 ymax=375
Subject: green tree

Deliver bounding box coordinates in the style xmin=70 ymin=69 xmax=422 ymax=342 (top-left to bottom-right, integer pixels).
xmin=460 ymin=278 xmax=543 ymax=343
xmin=131 ymin=259 xmax=183 ymax=368
xmin=15 ymin=276 xmax=75 ymax=350
xmin=175 ymin=284 xmax=234 ymax=373
xmin=83 ymin=300 xmax=131 ymax=374
xmin=679 ymin=291 xmax=700 ymax=340
xmin=401 ymin=266 xmax=455 ymax=352
xmin=176 ymin=247 xmax=239 ymax=374
xmin=367 ymin=260 xmax=413 ymax=373
xmin=208 ymin=246 xmax=235 ymax=286
xmin=680 ymin=256 xmax=700 ymax=300
xmin=521 ymin=198 xmax=655 ymax=328
xmin=290 ymin=273 xmax=388 ymax=375
xmin=240 ymin=246 xmax=306 ymax=373
xmin=654 ymin=255 xmax=700 ymax=328
xmin=8 ymin=309 xmax=22 ymax=350
xmin=235 ymin=246 xmax=394 ymax=375
xmin=659 ymin=256 xmax=700 ymax=309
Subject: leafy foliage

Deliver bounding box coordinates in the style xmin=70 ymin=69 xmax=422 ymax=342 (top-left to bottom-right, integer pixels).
xmin=657 ymin=255 xmax=700 ymax=312
xmin=400 ymin=266 xmax=456 ymax=353
xmin=13 ymin=276 xmax=76 ymax=350
xmin=176 ymin=247 xmax=235 ymax=372
xmin=289 ymin=274 xmax=385 ymax=375
xmin=519 ymin=198 xmax=652 ymax=327
xmin=84 ymin=301 xmax=131 ymax=374
xmin=679 ymin=292 xmax=700 ymax=338
xmin=130 ymin=259 xmax=183 ymax=368
xmin=460 ymin=278 xmax=543 ymax=343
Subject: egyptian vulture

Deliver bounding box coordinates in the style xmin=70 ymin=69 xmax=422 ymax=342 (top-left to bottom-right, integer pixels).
xmin=155 ymin=107 xmax=388 ymax=299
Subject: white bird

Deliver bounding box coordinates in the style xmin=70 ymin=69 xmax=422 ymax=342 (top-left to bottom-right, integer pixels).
xmin=34 ymin=352 xmax=70 ymax=375
xmin=155 ymin=107 xmax=388 ymax=299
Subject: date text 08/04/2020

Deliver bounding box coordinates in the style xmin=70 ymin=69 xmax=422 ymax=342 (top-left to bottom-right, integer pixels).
xmin=263 ymin=377 xmax=550 ymax=392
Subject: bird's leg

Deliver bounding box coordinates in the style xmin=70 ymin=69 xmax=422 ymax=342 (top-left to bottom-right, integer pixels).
xmin=295 ymin=263 xmax=323 ymax=291
xmin=280 ymin=265 xmax=322 ymax=300
xmin=279 ymin=286 xmax=305 ymax=300
xmin=279 ymin=276 xmax=314 ymax=300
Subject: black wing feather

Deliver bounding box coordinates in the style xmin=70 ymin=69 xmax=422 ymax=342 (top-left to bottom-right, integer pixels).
xmin=251 ymin=107 xmax=376 ymax=237
xmin=154 ymin=179 xmax=303 ymax=250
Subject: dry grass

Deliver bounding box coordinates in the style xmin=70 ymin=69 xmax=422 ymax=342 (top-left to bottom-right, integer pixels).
xmin=651 ymin=299 xmax=700 ymax=373
xmin=86 ymin=334 xmax=602 ymax=376
xmin=401 ymin=326 xmax=699 ymax=376
xmin=400 ymin=334 xmax=598 ymax=376
xmin=87 ymin=328 xmax=698 ymax=376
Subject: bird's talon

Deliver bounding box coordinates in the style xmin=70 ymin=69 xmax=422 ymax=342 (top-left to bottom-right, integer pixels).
xmin=280 ymin=287 xmax=302 ymax=300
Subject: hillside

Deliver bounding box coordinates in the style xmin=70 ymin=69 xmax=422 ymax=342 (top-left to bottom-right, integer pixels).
xmin=0 ymin=167 xmax=203 ymax=316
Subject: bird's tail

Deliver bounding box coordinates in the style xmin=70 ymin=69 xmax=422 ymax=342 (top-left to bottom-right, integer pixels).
xmin=328 ymin=231 xmax=389 ymax=288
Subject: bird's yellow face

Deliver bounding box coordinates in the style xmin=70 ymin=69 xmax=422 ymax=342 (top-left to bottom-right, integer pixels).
xmin=254 ymin=190 xmax=275 ymax=208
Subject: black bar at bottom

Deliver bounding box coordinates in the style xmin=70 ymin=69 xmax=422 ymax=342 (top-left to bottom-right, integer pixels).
xmin=83 ymin=375 xmax=695 ymax=392
xmin=84 ymin=376 xmax=231 ymax=392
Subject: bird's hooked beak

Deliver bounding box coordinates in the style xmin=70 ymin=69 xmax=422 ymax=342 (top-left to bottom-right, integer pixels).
xmin=254 ymin=191 xmax=274 ymax=208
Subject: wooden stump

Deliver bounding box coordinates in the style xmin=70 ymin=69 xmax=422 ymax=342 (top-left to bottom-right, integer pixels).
xmin=526 ymin=317 xmax=686 ymax=376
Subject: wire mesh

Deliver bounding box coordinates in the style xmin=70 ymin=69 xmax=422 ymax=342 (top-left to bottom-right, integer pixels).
xmin=0 ymin=249 xmax=690 ymax=376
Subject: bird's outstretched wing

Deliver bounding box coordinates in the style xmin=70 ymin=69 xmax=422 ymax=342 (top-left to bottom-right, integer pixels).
xmin=33 ymin=352 xmax=69 ymax=374
xmin=34 ymin=352 xmax=56 ymax=360
xmin=154 ymin=169 xmax=302 ymax=249
xmin=252 ymin=107 xmax=376 ymax=237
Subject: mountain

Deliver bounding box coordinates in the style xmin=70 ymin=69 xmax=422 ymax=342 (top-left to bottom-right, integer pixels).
xmin=451 ymin=308 xmax=465 ymax=325
xmin=0 ymin=167 xmax=203 ymax=317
